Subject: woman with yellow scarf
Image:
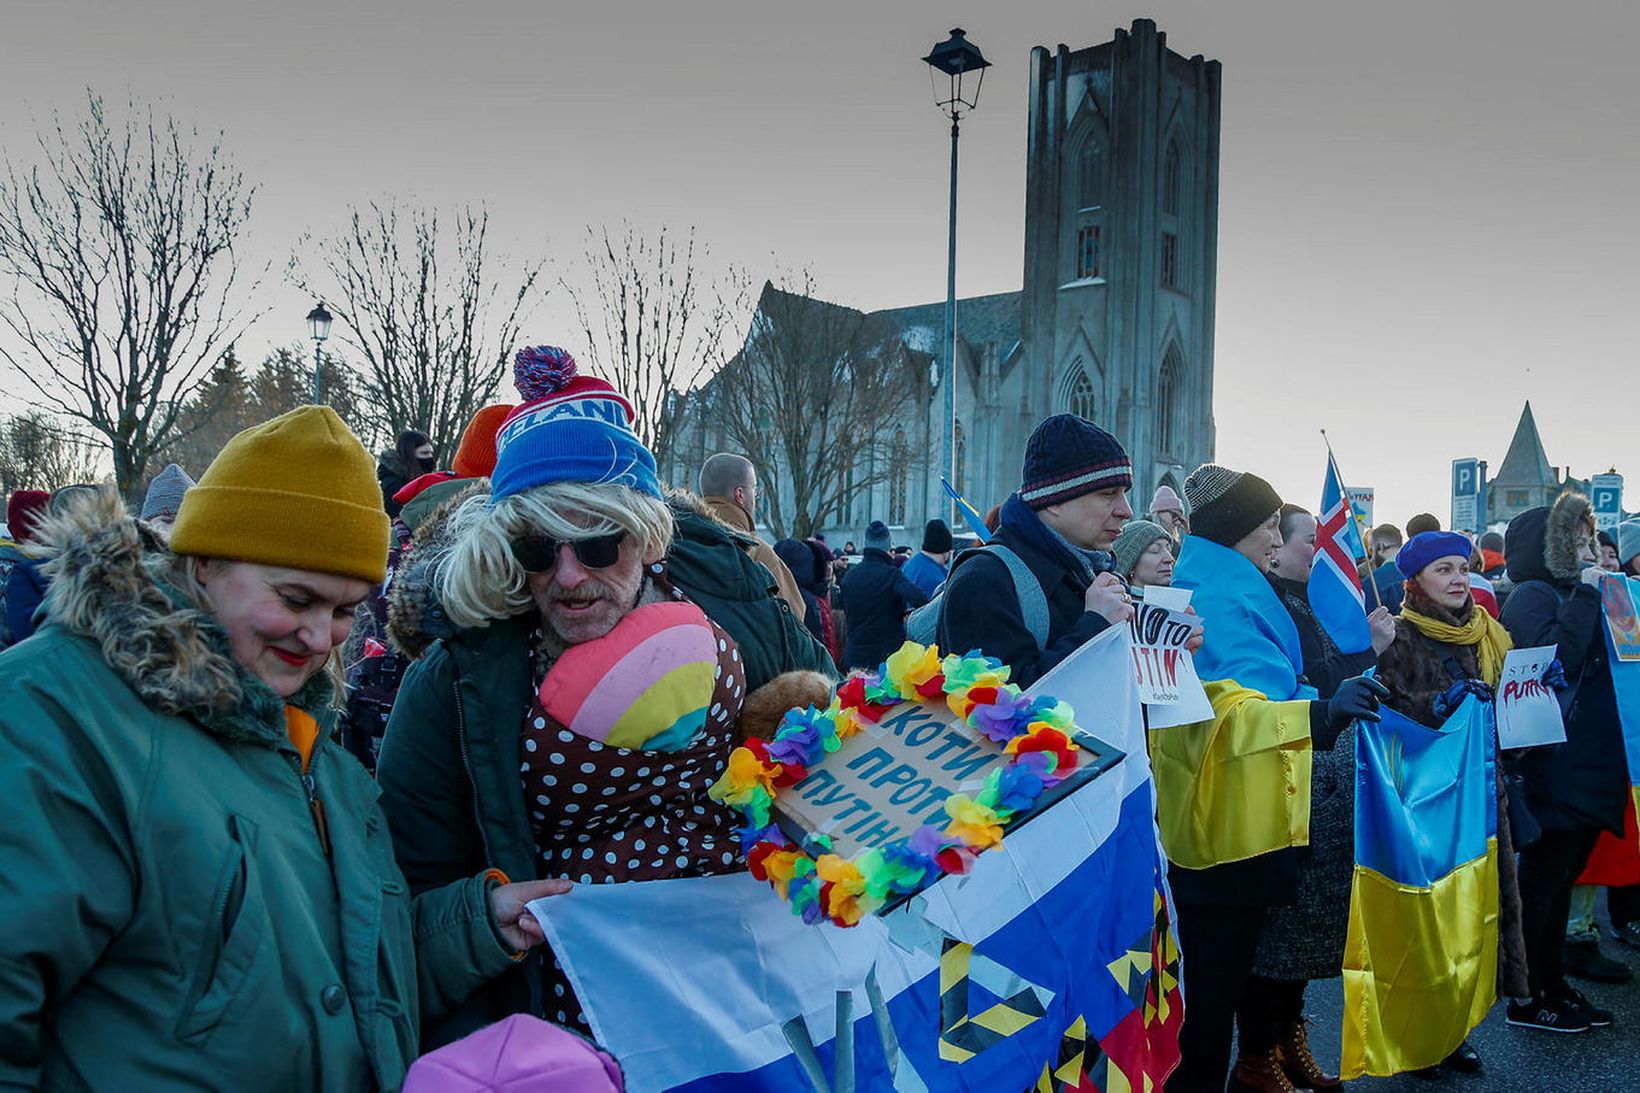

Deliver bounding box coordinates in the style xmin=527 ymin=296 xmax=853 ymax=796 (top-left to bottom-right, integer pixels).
xmin=1374 ymin=529 xmax=1526 ymax=1077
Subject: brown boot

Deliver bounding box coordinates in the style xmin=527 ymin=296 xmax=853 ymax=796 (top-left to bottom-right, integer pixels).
xmin=1229 ymin=1049 xmax=1297 ymax=1093
xmin=1277 ymin=1017 xmax=1342 ymax=1090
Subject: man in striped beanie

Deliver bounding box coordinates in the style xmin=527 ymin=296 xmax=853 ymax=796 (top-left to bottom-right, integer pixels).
xmin=935 ymin=413 xmax=1136 ymax=688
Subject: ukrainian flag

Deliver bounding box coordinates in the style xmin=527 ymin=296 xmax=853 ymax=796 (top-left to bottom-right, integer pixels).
xmin=1341 ymin=695 xmax=1498 ymax=1078
xmin=1601 ymin=575 xmax=1640 ymax=826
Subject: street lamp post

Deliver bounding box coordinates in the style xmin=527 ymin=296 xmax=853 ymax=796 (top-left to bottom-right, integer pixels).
xmin=306 ymin=302 xmax=333 ymax=404
xmin=922 ymin=28 xmax=989 ymax=524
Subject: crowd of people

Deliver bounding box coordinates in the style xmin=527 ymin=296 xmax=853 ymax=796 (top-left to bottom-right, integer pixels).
xmin=1 ymin=342 xmax=1637 ymax=1092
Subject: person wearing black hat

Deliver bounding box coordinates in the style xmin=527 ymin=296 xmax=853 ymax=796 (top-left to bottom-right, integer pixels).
xmin=839 ymin=520 xmax=930 ymax=670
xmin=935 ymin=413 xmax=1137 ymax=689
xmin=1165 ymin=463 xmax=1387 ymax=1093
xmin=902 ymin=519 xmax=955 ymax=598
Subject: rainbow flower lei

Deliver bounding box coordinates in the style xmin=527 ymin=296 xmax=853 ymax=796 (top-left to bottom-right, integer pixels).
xmin=708 ymin=641 xmax=1081 ymax=927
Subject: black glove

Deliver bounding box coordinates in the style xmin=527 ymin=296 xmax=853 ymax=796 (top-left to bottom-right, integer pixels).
xmin=1328 ymin=674 xmax=1390 ymax=730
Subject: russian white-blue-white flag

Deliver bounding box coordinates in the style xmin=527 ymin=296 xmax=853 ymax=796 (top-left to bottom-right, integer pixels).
xmin=531 ymin=624 xmax=1182 ymax=1092
xmin=1310 ymin=454 xmax=1374 ymax=654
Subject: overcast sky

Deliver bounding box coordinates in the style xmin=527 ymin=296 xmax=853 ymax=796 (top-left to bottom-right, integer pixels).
xmin=2 ymin=0 xmax=1635 ymax=522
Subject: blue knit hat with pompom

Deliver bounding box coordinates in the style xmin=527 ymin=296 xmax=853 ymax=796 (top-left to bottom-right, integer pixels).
xmin=490 ymin=346 xmax=662 ymax=501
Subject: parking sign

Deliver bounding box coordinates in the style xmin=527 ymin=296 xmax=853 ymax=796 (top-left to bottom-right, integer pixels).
xmin=1592 ymin=473 xmax=1623 ymax=531
xmin=1451 ymin=458 xmax=1481 ymax=533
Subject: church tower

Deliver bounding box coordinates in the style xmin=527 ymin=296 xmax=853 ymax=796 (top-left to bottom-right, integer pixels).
xmin=1019 ymin=19 xmax=1221 ymax=504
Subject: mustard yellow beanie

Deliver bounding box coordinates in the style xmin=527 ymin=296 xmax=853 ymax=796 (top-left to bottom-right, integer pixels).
xmin=170 ymin=405 xmax=390 ymax=583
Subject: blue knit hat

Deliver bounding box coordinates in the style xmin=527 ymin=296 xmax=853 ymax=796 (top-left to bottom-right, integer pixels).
xmin=490 ymin=346 xmax=662 ymax=501
xmin=1020 ymin=414 xmax=1132 ymax=509
xmin=1396 ymin=530 xmax=1474 ymax=579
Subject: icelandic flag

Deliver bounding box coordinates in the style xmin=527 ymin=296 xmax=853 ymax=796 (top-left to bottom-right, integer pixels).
xmin=531 ymin=624 xmax=1181 ymax=1092
xmin=1342 ymin=696 xmax=1499 ymax=1078
xmin=1310 ymin=455 xmax=1373 ymax=654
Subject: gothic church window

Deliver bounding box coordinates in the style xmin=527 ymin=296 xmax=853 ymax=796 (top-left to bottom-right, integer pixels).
xmin=1161 ymin=232 xmax=1179 ymax=290
xmin=954 ymin=419 xmax=968 ymax=491
xmin=1163 ymin=139 xmax=1182 ymax=217
xmin=1075 ymin=225 xmax=1101 ymax=279
xmin=1079 ymin=139 xmax=1105 ymax=209
xmin=889 ymin=427 xmax=908 ymax=525
xmin=1157 ymin=345 xmax=1184 ymax=455
xmin=1060 ymin=365 xmax=1097 ymax=421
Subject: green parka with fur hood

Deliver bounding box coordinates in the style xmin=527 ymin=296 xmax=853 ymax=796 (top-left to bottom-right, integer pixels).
xmin=0 ymin=489 xmax=519 ymax=1091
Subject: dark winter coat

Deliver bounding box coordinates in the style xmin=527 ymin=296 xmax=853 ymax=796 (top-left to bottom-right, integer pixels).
xmin=936 ymin=494 xmax=1114 ymax=689
xmin=774 ymin=538 xmax=827 ymax=647
xmin=1373 ymin=585 xmax=1532 ymax=998
xmin=0 ymin=488 xmax=515 ymax=1091
xmin=840 ymin=547 xmax=931 ymax=670
xmin=0 ymin=541 xmax=26 ymax=648
xmin=667 ymin=496 xmax=837 ymax=688
xmin=2 ymin=553 xmax=47 ymax=644
xmin=377 ymin=451 xmax=421 ymax=518
xmin=1501 ymin=493 xmax=1629 ymax=835
xmin=1253 ymin=576 xmax=1376 ymax=980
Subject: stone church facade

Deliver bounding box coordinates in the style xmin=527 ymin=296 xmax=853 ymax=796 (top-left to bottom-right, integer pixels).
xmin=668 ymin=20 xmax=1221 ymax=544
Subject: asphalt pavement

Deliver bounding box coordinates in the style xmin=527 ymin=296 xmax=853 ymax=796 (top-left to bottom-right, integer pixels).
xmin=1296 ymin=916 xmax=1640 ymax=1093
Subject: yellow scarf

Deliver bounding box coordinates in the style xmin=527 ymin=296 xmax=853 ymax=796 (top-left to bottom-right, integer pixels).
xmin=1400 ymin=605 xmax=1513 ymax=687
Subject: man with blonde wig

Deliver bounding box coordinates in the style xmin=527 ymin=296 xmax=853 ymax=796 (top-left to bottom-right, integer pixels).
xmin=378 ymin=348 xmax=831 ymax=1042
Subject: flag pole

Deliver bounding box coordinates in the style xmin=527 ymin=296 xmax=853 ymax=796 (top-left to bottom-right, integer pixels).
xmin=1321 ymin=428 xmax=1383 ymax=611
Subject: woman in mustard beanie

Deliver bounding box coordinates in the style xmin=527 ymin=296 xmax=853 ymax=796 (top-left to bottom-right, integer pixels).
xmin=0 ymin=405 xmax=568 ymax=1090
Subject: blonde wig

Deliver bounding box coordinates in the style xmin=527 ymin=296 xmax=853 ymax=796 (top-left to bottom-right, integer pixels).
xmin=438 ymin=480 xmax=674 ymax=627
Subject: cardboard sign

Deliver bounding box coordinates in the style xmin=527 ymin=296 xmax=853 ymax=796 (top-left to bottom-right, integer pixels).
xmin=1126 ymin=601 xmax=1214 ymax=727
xmin=1602 ymin=574 xmax=1640 ymax=663
xmin=1496 ymin=645 xmax=1566 ymax=749
xmin=775 ymin=696 xmax=1119 ymax=860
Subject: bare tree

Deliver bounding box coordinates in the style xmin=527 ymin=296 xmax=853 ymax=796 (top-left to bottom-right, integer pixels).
xmin=708 ymin=270 xmax=923 ymax=538
xmin=0 ymin=411 xmax=106 ymax=494
xmin=296 ymin=202 xmax=543 ymax=465
xmin=164 ymin=343 xmax=365 ymax=475
xmin=565 ymin=223 xmax=747 ymax=470
xmin=0 ymin=93 xmax=258 ymax=496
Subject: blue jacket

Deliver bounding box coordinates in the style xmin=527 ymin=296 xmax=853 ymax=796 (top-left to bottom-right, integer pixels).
xmin=2 ymin=555 xmax=47 ymax=645
xmin=937 ymin=495 xmax=1114 ymax=689
xmin=900 ymin=552 xmax=948 ymax=599
xmin=1371 ymin=561 xmax=1405 ymax=614
xmin=839 ymin=549 xmax=930 ymax=670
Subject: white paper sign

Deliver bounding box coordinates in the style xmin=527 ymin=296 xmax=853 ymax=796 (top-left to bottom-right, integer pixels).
xmin=1126 ymin=601 xmax=1214 ymax=727
xmin=1496 ymin=644 xmax=1566 ymax=749
xmin=1141 ymin=584 xmax=1193 ymax=612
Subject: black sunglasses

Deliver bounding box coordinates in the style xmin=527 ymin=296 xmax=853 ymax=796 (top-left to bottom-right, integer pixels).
xmin=509 ymin=531 xmax=627 ymax=573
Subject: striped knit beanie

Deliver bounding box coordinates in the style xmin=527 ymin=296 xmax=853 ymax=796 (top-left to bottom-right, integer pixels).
xmin=1183 ymin=463 xmax=1282 ymax=548
xmin=1111 ymin=519 xmax=1172 ymax=581
xmin=1019 ymin=414 xmax=1132 ymax=509
xmin=490 ymin=346 xmax=661 ymax=502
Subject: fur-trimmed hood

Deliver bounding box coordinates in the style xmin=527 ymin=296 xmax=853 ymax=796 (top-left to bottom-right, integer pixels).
xmin=1505 ymin=491 xmax=1593 ymax=587
xmin=28 ymin=485 xmax=330 ymax=746
xmin=386 ymin=481 xmax=485 ymax=659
